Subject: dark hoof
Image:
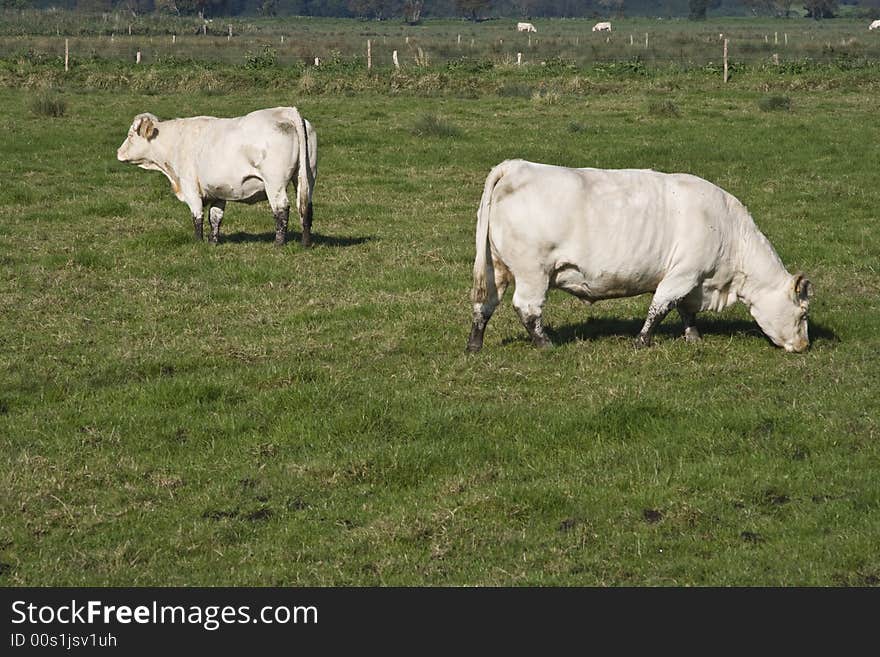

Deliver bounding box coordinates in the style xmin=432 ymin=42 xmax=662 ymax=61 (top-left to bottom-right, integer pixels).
xmin=466 ymin=341 xmax=483 ymax=353
xmin=533 ymin=338 xmax=553 ymax=350
xmin=633 ymin=336 xmax=651 ymax=349
xmin=301 ymin=237 xmax=312 ymax=248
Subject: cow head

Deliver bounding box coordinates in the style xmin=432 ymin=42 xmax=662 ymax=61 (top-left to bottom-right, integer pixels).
xmin=749 ymin=272 xmax=812 ymax=353
xmin=117 ymin=113 xmax=160 ymax=166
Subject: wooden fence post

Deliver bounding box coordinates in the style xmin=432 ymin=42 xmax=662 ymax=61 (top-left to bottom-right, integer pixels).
xmin=367 ymin=39 xmax=371 ymax=70
xmin=64 ymin=38 xmax=69 ymax=72
xmin=392 ymin=50 xmax=399 ymax=69
xmin=723 ymin=38 xmax=729 ymax=83
xmin=136 ymin=50 xmax=141 ymax=65
xmin=517 ymin=52 xmax=522 ymax=65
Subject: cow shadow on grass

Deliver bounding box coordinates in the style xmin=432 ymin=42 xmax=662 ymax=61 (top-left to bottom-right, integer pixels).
xmin=223 ymin=231 xmax=374 ymax=248
xmin=537 ymin=316 xmax=838 ymax=347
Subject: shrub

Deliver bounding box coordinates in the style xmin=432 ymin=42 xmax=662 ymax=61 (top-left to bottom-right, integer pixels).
xmin=30 ymin=92 xmax=66 ymax=117
xmin=758 ymin=95 xmax=792 ymax=112
xmin=244 ymin=45 xmax=278 ymax=70
xmin=531 ymin=89 xmax=561 ymax=105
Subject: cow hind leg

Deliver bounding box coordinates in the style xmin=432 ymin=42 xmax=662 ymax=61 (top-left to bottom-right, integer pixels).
xmin=300 ymin=200 xmax=313 ymax=248
xmin=678 ymin=306 xmax=701 ymax=343
xmin=635 ymin=274 xmax=699 ymax=348
xmin=273 ymin=207 xmax=289 ymax=246
xmin=512 ymin=271 xmax=552 ymax=349
xmin=208 ymin=201 xmax=225 ymax=245
xmin=467 ymin=256 xmax=511 ymax=353
xmin=265 ymin=183 xmax=291 ymax=246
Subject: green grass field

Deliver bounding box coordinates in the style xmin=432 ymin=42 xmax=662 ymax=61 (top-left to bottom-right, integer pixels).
xmin=1 ymin=17 xmax=879 ymax=585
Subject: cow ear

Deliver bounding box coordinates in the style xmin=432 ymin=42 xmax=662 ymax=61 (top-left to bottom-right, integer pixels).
xmin=793 ymin=272 xmax=811 ymax=303
xmin=136 ymin=116 xmax=157 ymax=140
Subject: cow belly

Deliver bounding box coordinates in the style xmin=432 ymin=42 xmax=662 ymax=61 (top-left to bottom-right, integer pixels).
xmin=551 ymin=263 xmax=660 ymax=301
xmin=203 ymin=176 xmax=267 ymax=203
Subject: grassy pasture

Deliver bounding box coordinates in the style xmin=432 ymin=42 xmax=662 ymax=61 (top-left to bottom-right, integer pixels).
xmin=1 ymin=22 xmax=879 ymax=585
xmin=2 ymin=13 xmax=880 ymax=69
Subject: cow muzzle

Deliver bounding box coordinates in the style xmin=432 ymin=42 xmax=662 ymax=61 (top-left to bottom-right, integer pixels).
xmin=784 ymin=340 xmax=809 ymax=354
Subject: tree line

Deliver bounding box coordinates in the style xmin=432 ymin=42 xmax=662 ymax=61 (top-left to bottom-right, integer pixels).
xmin=7 ymin=0 xmax=879 ymax=20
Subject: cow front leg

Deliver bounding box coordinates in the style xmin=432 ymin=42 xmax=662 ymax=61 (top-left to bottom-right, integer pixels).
xmin=186 ymin=197 xmax=205 ymax=242
xmin=635 ymin=275 xmax=699 ymax=348
xmin=274 ymin=207 xmax=289 ymax=246
xmin=208 ymin=202 xmax=225 ymax=245
xmin=678 ymin=307 xmax=701 ymax=343
xmin=192 ymin=213 xmax=204 ymax=241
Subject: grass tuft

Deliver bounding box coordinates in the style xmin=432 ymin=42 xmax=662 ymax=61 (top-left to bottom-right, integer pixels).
xmin=30 ymin=92 xmax=66 ymax=117
xmin=647 ymin=99 xmax=681 ymax=118
xmin=758 ymin=95 xmax=792 ymax=112
xmin=411 ymin=113 xmax=460 ymax=138
xmin=497 ymin=83 xmax=533 ymax=98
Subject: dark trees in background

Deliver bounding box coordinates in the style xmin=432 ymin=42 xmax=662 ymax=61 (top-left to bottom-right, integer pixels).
xmin=403 ymin=0 xmax=423 ymax=23
xmin=803 ymin=0 xmax=838 ymax=16
xmin=689 ymin=0 xmax=709 ymax=18
xmin=14 ymin=0 xmax=877 ymax=19
xmin=455 ymin=0 xmax=491 ymax=21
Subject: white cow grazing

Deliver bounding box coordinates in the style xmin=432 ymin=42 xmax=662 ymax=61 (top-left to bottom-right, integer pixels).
xmin=117 ymin=106 xmax=317 ymax=246
xmin=592 ymin=21 xmax=612 ymax=32
xmin=467 ymin=160 xmax=812 ymax=353
xmin=869 ymin=19 xmax=880 ymax=30
xmin=517 ymin=22 xmax=537 ymax=33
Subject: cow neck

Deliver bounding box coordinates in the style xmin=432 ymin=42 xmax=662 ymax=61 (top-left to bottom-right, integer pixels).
xmin=734 ymin=211 xmax=790 ymax=305
xmin=150 ymin=121 xmax=183 ymax=195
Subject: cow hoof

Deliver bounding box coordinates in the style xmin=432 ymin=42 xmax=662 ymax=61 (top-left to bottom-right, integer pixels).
xmin=633 ymin=336 xmax=652 ymax=349
xmin=301 ymin=238 xmax=312 ymax=248
xmin=533 ymin=339 xmax=553 ymax=350
xmin=684 ymin=330 xmax=702 ymax=343
xmin=466 ymin=342 xmax=482 ymax=354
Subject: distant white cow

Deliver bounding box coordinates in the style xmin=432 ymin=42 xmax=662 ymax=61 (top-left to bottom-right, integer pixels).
xmin=592 ymin=21 xmax=612 ymax=32
xmin=517 ymin=22 xmax=537 ymax=33
xmin=466 ymin=160 xmax=812 ymax=353
xmin=869 ymin=19 xmax=880 ymax=30
xmin=117 ymin=107 xmax=317 ymax=246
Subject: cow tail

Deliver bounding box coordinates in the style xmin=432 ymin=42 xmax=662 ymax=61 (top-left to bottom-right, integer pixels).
xmin=291 ymin=107 xmax=312 ymax=225
xmin=471 ymin=163 xmax=505 ymax=304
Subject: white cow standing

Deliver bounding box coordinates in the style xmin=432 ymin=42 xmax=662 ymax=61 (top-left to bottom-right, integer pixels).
xmin=467 ymin=160 xmax=812 ymax=353
xmin=117 ymin=106 xmax=317 ymax=247
xmin=592 ymin=21 xmax=612 ymax=32
xmin=517 ymin=22 xmax=537 ymax=33
xmin=869 ymin=19 xmax=880 ymax=30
